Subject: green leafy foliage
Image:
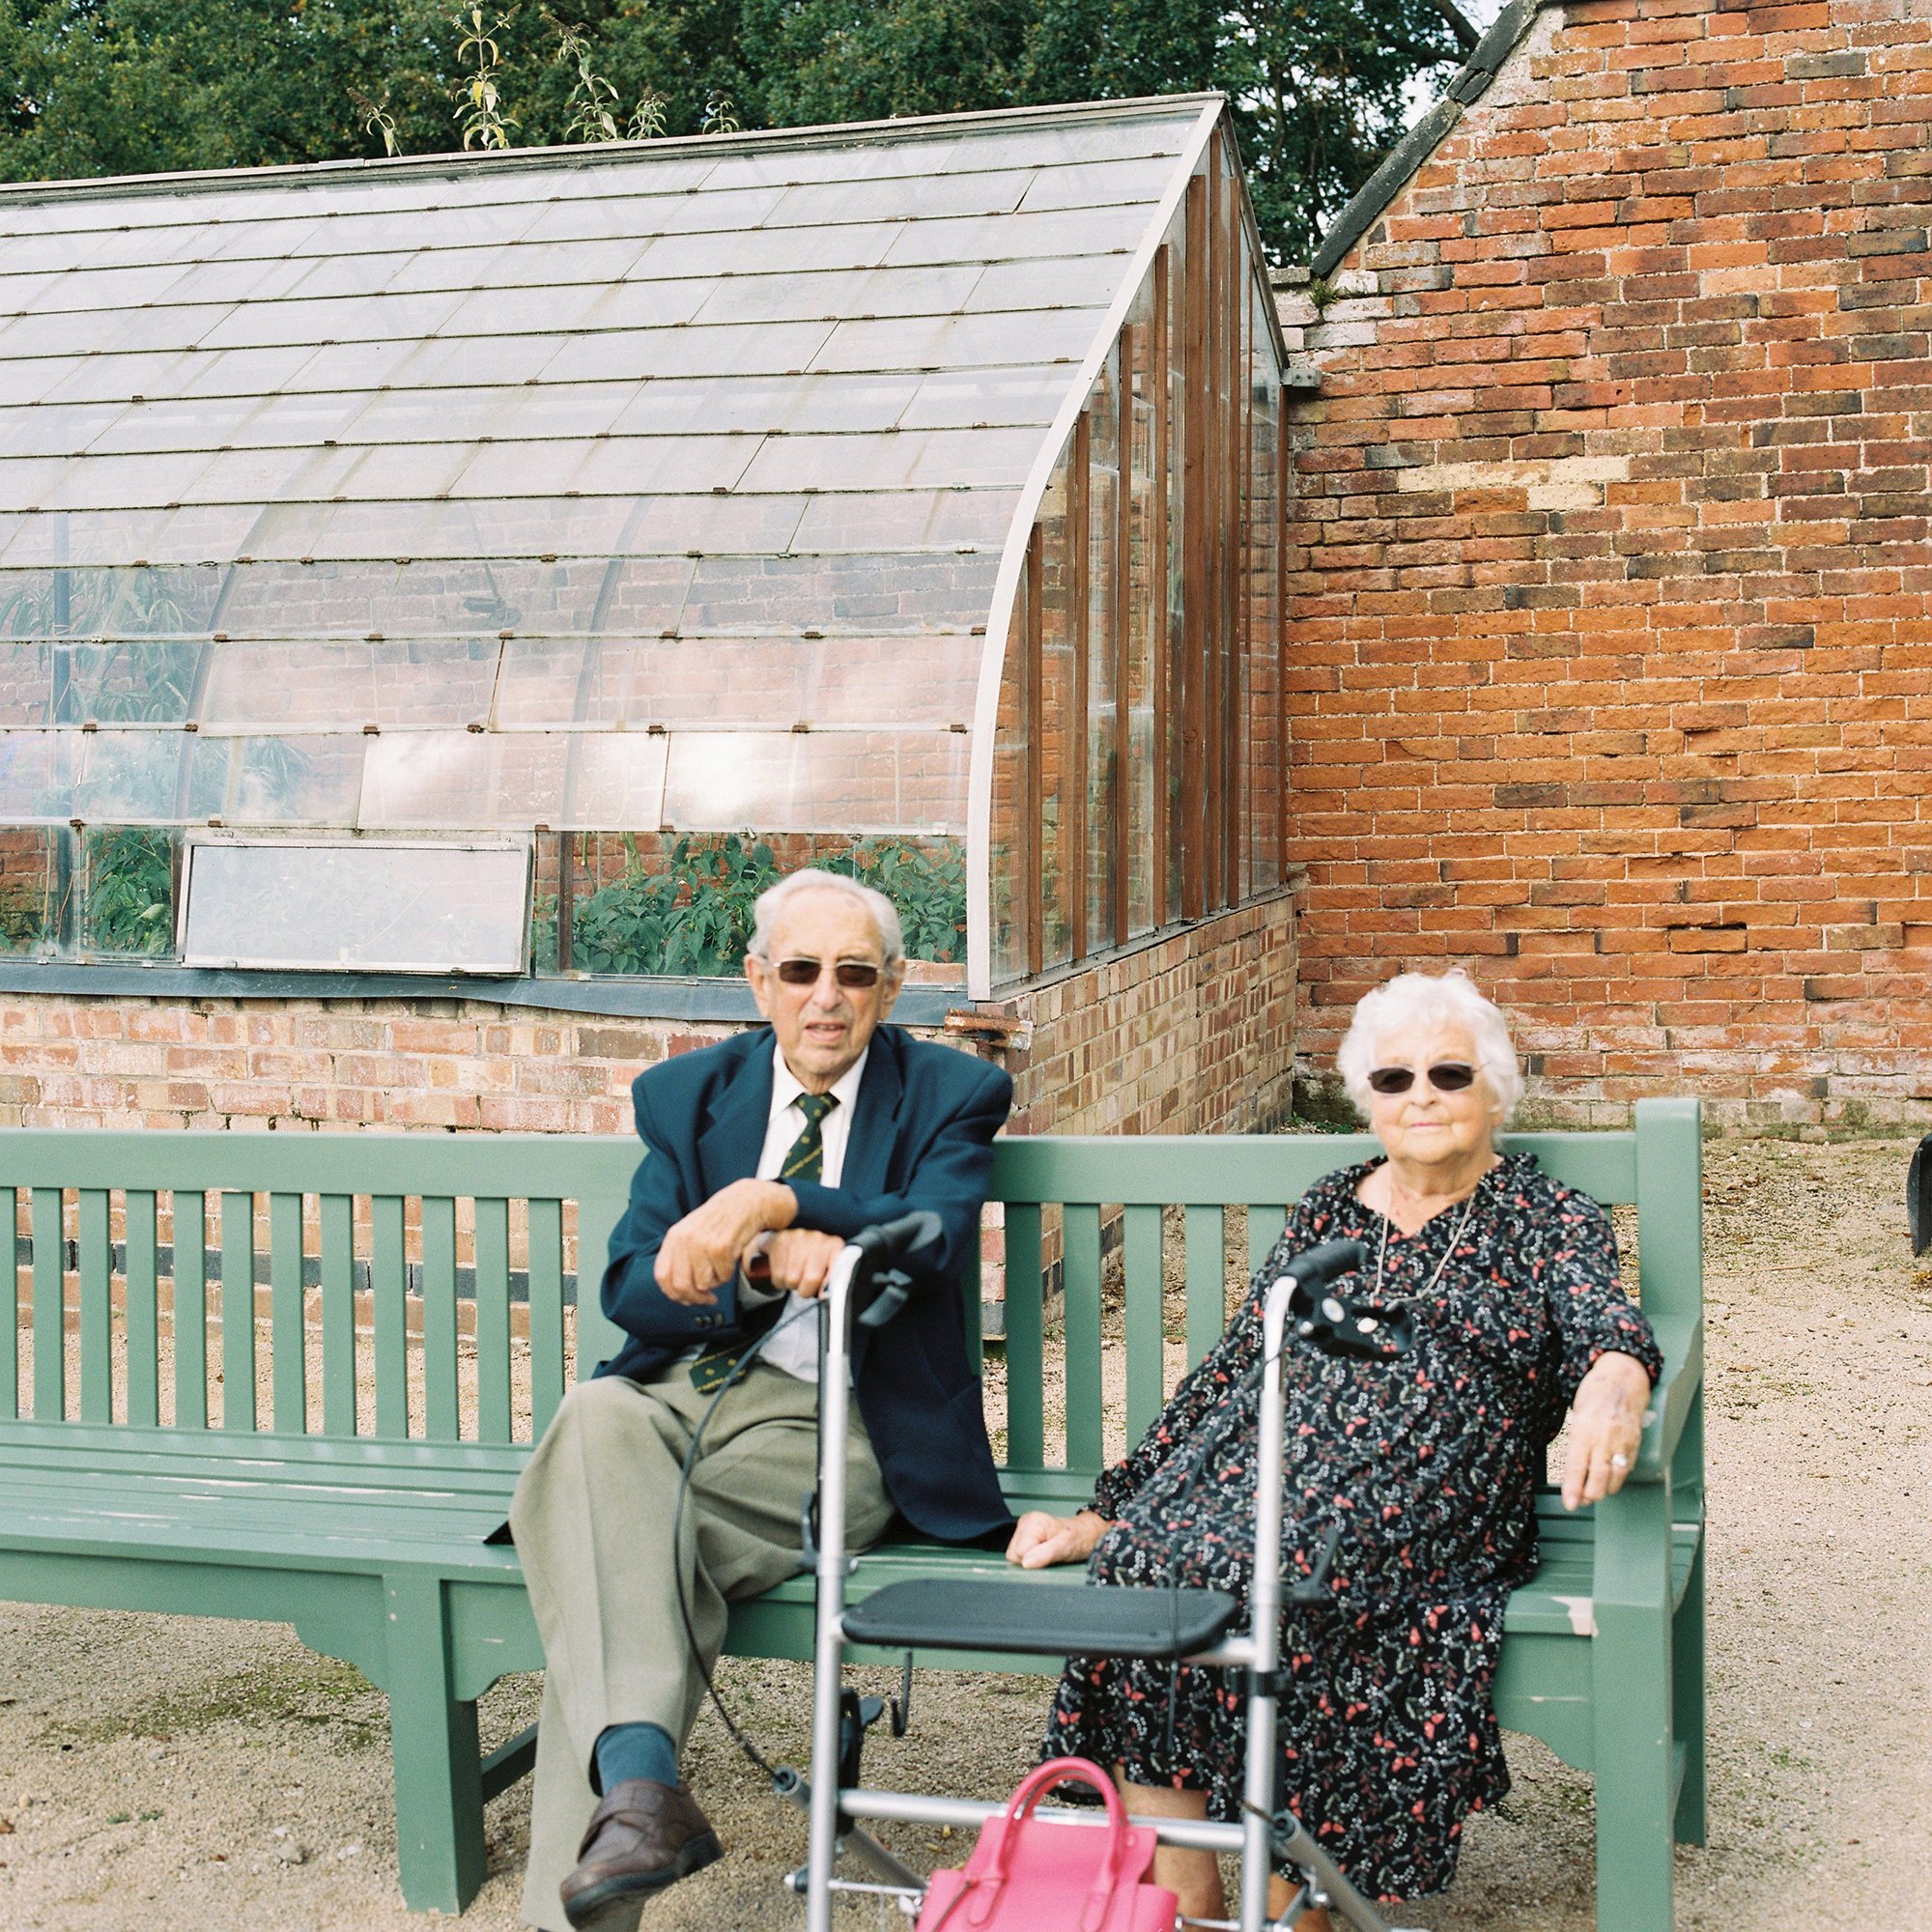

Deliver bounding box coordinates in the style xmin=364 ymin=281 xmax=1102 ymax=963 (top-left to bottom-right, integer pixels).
xmin=533 ymin=833 xmax=967 ymax=979
xmin=0 ymin=0 xmax=1468 ymax=264
xmin=81 ymin=826 xmax=174 ymax=956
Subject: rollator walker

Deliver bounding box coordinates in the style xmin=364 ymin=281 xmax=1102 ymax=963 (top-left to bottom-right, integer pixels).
xmin=776 ymin=1214 xmax=1426 ymax=1932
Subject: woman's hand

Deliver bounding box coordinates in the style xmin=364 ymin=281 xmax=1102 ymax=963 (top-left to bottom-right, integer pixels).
xmin=1560 ymin=1350 xmax=1653 ymax=1511
xmin=1006 ymin=1508 xmax=1113 ymax=1570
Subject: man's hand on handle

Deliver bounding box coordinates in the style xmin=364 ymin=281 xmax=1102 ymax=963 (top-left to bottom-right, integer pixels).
xmin=1005 ymin=1508 xmax=1113 ymax=1571
xmin=752 ymin=1229 xmax=849 ymax=1300
xmin=654 ymin=1178 xmax=797 ymax=1304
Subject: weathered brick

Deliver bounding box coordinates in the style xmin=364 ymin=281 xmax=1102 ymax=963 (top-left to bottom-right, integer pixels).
xmin=1285 ymin=0 xmax=1932 ymax=1128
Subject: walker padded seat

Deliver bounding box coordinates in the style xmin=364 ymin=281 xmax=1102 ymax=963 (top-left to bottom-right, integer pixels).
xmin=0 ymin=1102 xmax=1705 ymax=1932
xmin=843 ymin=1577 xmax=1239 ymax=1659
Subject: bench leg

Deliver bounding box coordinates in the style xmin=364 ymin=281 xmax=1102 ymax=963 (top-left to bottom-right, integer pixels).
xmin=384 ymin=1571 xmax=488 ymax=1913
xmin=1591 ymin=1605 xmax=1676 ymax=1932
xmin=1671 ymin=1538 xmax=1706 ymax=1847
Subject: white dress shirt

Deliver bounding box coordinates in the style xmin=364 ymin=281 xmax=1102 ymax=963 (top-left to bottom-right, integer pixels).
xmin=748 ymin=1039 xmax=869 ymax=1381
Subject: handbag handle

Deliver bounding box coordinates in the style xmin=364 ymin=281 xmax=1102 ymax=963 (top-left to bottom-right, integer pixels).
xmin=968 ymin=1756 xmax=1138 ymax=1932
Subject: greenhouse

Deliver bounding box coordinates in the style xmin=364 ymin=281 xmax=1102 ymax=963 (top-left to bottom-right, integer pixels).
xmin=0 ymin=94 xmax=1291 ymax=1007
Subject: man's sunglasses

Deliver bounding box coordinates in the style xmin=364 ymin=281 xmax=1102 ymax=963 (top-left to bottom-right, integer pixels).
xmin=1366 ymin=1062 xmax=1476 ymax=1095
xmin=772 ymin=956 xmax=885 ymax=990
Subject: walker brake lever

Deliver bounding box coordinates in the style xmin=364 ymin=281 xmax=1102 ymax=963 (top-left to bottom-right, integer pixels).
xmin=1289 ymin=1521 xmax=1345 ymax=1607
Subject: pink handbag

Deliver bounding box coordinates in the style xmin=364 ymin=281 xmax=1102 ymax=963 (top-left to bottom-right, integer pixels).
xmin=915 ymin=1756 xmax=1179 ymax=1932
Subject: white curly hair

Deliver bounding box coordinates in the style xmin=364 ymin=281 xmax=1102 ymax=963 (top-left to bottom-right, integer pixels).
xmin=1335 ymin=967 xmax=1524 ymax=1122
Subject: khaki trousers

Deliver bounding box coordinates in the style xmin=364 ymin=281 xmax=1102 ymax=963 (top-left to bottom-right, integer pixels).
xmin=509 ymin=1363 xmax=895 ymax=1932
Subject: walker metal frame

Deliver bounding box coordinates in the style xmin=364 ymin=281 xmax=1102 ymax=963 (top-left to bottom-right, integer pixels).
xmin=788 ymin=1227 xmax=1420 ymax=1932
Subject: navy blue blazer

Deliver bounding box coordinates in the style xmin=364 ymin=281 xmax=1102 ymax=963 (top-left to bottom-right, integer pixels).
xmin=598 ymin=1023 xmax=1014 ymax=1543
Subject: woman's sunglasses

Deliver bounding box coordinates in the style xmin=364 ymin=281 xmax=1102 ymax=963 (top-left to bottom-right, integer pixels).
xmin=773 ymin=956 xmax=884 ymax=990
xmin=1367 ymin=1062 xmax=1476 ymax=1095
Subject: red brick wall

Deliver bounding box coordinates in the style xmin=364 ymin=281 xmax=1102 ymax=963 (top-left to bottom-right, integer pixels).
xmin=1281 ymin=0 xmax=1932 ymax=1129
xmin=0 ymin=896 xmax=1295 ymax=1140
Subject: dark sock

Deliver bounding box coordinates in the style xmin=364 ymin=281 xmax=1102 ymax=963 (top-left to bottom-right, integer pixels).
xmin=593 ymin=1721 xmax=678 ymax=1794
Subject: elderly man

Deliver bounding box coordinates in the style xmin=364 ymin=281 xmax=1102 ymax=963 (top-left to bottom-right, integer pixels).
xmin=510 ymin=867 xmax=1013 ymax=1931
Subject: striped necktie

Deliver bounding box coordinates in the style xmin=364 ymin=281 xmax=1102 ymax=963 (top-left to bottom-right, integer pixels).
xmin=688 ymin=1092 xmax=838 ymax=1393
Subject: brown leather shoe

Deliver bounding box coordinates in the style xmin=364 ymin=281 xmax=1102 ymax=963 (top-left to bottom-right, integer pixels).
xmin=559 ymin=1777 xmax=723 ymax=1930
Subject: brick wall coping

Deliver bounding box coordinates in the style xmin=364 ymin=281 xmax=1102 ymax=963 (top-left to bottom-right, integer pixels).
xmin=1310 ymin=0 xmax=1553 ymax=276
xmin=0 ymin=961 xmax=964 ymax=1025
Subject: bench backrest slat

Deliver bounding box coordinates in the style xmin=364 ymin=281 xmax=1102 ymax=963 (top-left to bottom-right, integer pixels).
xmin=2 ymin=1105 xmax=1697 ymax=1474
xmin=372 ymin=1194 xmax=410 ymax=1440
xmin=475 ymin=1198 xmax=514 ymax=1445
xmin=270 ymin=1192 xmax=304 ymax=1434
xmin=221 ymin=1190 xmax=255 ymax=1432
xmin=421 ymin=1196 xmax=461 ymax=1442
xmin=528 ymin=1196 xmax=568 ymax=1441
xmin=126 ymin=1190 xmax=161 ymax=1429
xmin=78 ymin=1187 xmax=112 ymax=1423
xmin=175 ymin=1191 xmax=208 ymax=1430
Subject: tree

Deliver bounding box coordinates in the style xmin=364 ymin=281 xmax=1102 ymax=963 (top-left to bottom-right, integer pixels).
xmin=0 ymin=0 xmax=1472 ymax=263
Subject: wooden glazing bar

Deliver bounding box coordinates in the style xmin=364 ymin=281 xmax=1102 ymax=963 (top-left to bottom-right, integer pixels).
xmin=76 ymin=1187 xmax=111 ymax=1424
xmin=1114 ymin=322 xmax=1135 ymax=950
xmin=1122 ymin=1203 xmax=1165 ymax=1444
xmin=1002 ymin=1202 xmax=1045 ymax=1471
xmin=1278 ymin=384 xmax=1293 ymax=873
xmin=474 ymin=1197 xmax=513 ymax=1444
xmin=2 ymin=1189 xmax=17 ymax=1420
xmin=1184 ymin=1203 xmax=1228 ymax=1369
xmin=1236 ymin=282 xmax=1255 ymax=898
xmin=1180 ymin=173 xmax=1209 ymax=923
xmin=219 ymin=1190 xmax=255 ymax=1432
xmin=319 ymin=1193 xmax=356 ymax=1436
xmin=269 ymin=1191 xmax=305 ymax=1433
xmin=173 ymin=1190 xmax=208 ymax=1429
xmin=527 ymin=1197 xmax=566 ymax=1437
xmin=1222 ymin=186 xmax=1245 ymax=900
xmin=1203 ymin=157 xmax=1224 ymax=914
xmin=1062 ymin=1202 xmax=1105 ymax=1471
xmin=1150 ymin=245 xmax=1172 ymax=926
xmin=371 ymin=1195 xmax=409 ymax=1437
xmin=421 ymin=1196 xmax=460 ymax=1442
xmin=1024 ymin=526 xmax=1045 ymax=979
xmin=125 ymin=1189 xmax=159 ymax=1429
xmin=31 ymin=1187 xmax=64 ymax=1422
xmin=1068 ymin=409 xmax=1092 ymax=964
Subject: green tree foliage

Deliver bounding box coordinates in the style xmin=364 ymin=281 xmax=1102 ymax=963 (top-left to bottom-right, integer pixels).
xmin=0 ymin=0 xmax=1469 ymax=261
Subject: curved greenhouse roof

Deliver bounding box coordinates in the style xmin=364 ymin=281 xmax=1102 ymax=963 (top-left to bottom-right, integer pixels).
xmin=0 ymin=95 xmax=1289 ymax=996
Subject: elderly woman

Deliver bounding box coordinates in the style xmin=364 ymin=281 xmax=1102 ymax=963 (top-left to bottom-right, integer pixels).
xmin=1006 ymin=969 xmax=1662 ymax=1923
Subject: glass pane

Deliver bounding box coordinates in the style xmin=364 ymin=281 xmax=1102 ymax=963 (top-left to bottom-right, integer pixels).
xmin=359 ymin=730 xmax=572 ymax=828
xmin=0 ymin=729 xmax=80 ymax=818
xmin=0 ymin=824 xmax=65 ymax=954
xmin=787 ymin=489 xmax=1017 ymax=553
xmin=80 ymin=825 xmax=177 ymax=956
xmin=555 ymin=320 xmax=837 ymax=383
xmin=737 ymin=426 xmax=1044 ymax=496
xmin=880 ymin=206 xmax=1150 ymax=268
xmin=73 ymin=730 xmax=194 ymax=822
xmin=810 ymin=309 xmax=1102 ymax=375
xmin=1036 ymin=444 xmax=1075 ymax=970
xmin=193 ymin=733 xmax=365 ymax=827
xmin=182 ymin=838 xmax=529 ymax=973
xmin=1087 ymin=349 xmax=1120 ymax=952
xmin=693 ymin=264 xmax=982 ymax=327
xmin=200 ymin=639 xmax=501 ymax=731
xmin=989 ymin=569 xmax=1030 ymax=984
xmin=899 ymin=368 xmax=1068 ymax=430
xmin=676 ymin=551 xmax=998 ymax=637
xmin=1126 ymin=298 xmax=1158 ymax=939
xmin=663 ymin=728 xmax=968 ymax=834
xmin=966 ymin=254 xmax=1143 ymax=314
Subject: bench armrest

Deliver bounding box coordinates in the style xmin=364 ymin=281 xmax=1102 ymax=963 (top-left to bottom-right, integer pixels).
xmin=1631 ymin=1314 xmax=1702 ymax=1484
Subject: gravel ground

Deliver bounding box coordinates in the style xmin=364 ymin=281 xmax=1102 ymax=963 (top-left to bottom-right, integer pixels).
xmin=1 ymin=1135 xmax=1928 ymax=1931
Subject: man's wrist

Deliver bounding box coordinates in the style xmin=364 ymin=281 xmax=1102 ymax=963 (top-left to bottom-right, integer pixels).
xmin=763 ymin=1180 xmax=798 ymax=1229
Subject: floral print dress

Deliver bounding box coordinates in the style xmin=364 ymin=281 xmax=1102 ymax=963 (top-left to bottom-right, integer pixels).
xmin=1040 ymin=1151 xmax=1662 ymax=1902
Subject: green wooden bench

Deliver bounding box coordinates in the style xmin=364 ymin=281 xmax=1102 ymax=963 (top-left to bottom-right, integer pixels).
xmin=0 ymin=1099 xmax=1703 ymax=1931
